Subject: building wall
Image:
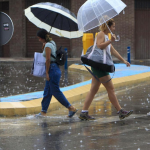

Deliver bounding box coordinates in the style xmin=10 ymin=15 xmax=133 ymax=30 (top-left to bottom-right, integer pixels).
xmin=0 ymin=0 xmax=135 ymax=59
xmin=0 ymin=0 xmax=26 ymax=57
xmin=70 ymin=0 xmax=135 ymax=60
xmin=0 ymin=1 xmax=10 ymax=57
xmin=9 ymin=0 xmax=26 ymax=57
xmin=135 ymin=0 xmax=150 ymax=59
xmin=113 ymin=0 xmax=135 ymax=59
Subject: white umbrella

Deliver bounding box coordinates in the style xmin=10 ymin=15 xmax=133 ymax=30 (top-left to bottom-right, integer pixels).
xmin=25 ymin=2 xmax=83 ymax=39
xmin=77 ymin=0 xmax=126 ymax=40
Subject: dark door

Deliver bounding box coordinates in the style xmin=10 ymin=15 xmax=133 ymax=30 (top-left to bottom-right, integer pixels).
xmin=135 ymin=0 xmax=150 ymax=59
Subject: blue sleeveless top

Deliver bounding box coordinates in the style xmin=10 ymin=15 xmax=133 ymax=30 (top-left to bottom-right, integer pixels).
xmin=43 ymin=40 xmax=57 ymax=61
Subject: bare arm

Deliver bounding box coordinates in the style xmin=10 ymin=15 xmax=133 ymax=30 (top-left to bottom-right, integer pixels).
xmin=45 ymin=47 xmax=51 ymax=80
xmin=111 ymin=45 xmax=130 ymax=67
xmin=96 ymin=32 xmax=111 ymax=50
xmin=111 ymin=45 xmax=124 ymax=62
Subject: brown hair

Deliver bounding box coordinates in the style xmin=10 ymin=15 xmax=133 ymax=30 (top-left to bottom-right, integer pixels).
xmin=41 ymin=33 xmax=53 ymax=50
xmin=45 ymin=33 xmax=52 ymax=42
xmin=37 ymin=29 xmax=53 ymax=50
xmin=37 ymin=28 xmax=52 ymax=42
xmin=99 ymin=19 xmax=115 ymax=32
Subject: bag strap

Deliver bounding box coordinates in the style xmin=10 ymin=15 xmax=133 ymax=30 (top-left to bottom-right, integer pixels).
xmin=50 ymin=41 xmax=56 ymax=47
xmin=48 ymin=42 xmax=56 ymax=59
xmin=83 ymin=64 xmax=115 ymax=83
xmin=87 ymin=35 xmax=107 ymax=64
xmin=51 ymin=54 xmax=56 ymax=59
xmin=103 ymin=35 xmax=110 ymax=64
xmin=87 ymin=36 xmax=97 ymax=59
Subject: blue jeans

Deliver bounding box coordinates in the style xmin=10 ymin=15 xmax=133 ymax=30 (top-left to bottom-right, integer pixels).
xmin=41 ymin=63 xmax=71 ymax=113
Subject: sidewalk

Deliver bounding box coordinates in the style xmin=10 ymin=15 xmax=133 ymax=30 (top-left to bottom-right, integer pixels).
xmin=0 ymin=63 xmax=150 ymax=116
xmin=0 ymin=57 xmax=81 ymax=62
xmin=1 ymin=57 xmax=150 ymax=66
xmin=1 ymin=57 xmax=150 ymax=62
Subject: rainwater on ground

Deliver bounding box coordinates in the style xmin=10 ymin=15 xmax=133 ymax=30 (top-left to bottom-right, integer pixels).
xmin=0 ymin=63 xmax=91 ymax=97
xmin=1 ymin=59 xmax=149 ymax=98
xmin=0 ymin=80 xmax=150 ymax=150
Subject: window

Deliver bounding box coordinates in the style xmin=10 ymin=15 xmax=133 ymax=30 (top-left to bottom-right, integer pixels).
xmin=135 ymin=0 xmax=150 ymax=10
xmin=0 ymin=1 xmax=9 ymax=11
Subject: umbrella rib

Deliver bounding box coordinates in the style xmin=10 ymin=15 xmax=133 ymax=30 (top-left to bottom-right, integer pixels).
xmin=39 ymin=10 xmax=55 ymax=29
xmin=93 ymin=2 xmax=113 ymax=34
xmin=83 ymin=7 xmax=118 ymax=28
xmin=26 ymin=3 xmax=83 ymax=38
xmin=30 ymin=8 xmax=46 ymax=21
xmin=67 ymin=15 xmax=71 ymax=38
xmin=83 ymin=10 xmax=89 ymax=32
xmin=81 ymin=6 xmax=85 ymax=32
xmin=33 ymin=3 xmax=78 ymax=23
xmin=100 ymin=3 xmax=117 ymax=34
xmin=60 ymin=13 xmax=63 ymax=32
xmin=90 ymin=1 xmax=101 ymax=27
xmin=83 ymin=13 xmax=119 ymax=32
xmin=78 ymin=0 xmax=126 ymax=33
xmin=49 ymin=13 xmax=58 ymax=33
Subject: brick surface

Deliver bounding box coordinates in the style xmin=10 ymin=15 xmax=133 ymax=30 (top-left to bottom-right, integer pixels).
xmin=113 ymin=0 xmax=135 ymax=59
xmin=70 ymin=0 xmax=135 ymax=59
xmin=0 ymin=0 xmax=135 ymax=59
xmin=9 ymin=0 xmax=25 ymax=57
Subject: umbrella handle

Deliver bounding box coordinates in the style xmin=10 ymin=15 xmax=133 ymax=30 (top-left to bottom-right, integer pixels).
xmin=102 ymin=18 xmax=121 ymax=42
xmin=105 ymin=23 xmax=120 ymax=41
xmin=110 ymin=33 xmax=120 ymax=42
xmin=100 ymin=16 xmax=121 ymax=42
xmin=115 ymin=35 xmax=120 ymax=42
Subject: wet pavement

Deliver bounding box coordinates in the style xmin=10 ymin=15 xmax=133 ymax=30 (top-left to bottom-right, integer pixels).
xmin=0 ymin=63 xmax=91 ymax=97
xmin=0 ymin=59 xmax=150 ymax=98
xmin=0 ymin=80 xmax=150 ymax=150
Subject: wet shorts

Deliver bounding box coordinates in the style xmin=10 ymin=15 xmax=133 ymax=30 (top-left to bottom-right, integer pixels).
xmin=91 ymin=67 xmax=109 ymax=78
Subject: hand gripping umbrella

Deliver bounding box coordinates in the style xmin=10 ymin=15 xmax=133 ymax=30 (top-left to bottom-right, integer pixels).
xmin=77 ymin=0 xmax=126 ymax=41
xmin=25 ymin=2 xmax=83 ymax=39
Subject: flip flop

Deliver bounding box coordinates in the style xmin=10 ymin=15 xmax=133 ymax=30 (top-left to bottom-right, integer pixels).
xmin=68 ymin=109 xmax=78 ymax=118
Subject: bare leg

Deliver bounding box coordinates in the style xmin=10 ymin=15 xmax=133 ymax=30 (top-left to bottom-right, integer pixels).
xmin=82 ymin=76 xmax=101 ymax=110
xmin=102 ymin=75 xmax=122 ymax=111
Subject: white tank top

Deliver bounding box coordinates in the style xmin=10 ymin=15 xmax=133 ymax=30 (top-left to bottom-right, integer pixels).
xmin=104 ymin=35 xmax=111 ymax=55
xmin=102 ymin=35 xmax=111 ymax=64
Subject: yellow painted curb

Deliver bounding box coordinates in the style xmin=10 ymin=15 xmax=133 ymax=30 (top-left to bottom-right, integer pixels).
xmin=0 ymin=64 xmax=150 ymax=117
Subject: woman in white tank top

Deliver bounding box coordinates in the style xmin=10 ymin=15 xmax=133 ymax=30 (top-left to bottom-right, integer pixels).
xmin=79 ymin=19 xmax=133 ymax=120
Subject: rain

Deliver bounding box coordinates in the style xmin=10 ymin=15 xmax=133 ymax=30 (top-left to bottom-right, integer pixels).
xmin=0 ymin=63 xmax=91 ymax=99
xmin=1 ymin=0 xmax=150 ymax=148
xmin=0 ymin=61 xmax=150 ymax=149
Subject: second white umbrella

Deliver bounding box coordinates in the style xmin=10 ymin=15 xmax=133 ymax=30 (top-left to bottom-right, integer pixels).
xmin=77 ymin=0 xmax=126 ymax=34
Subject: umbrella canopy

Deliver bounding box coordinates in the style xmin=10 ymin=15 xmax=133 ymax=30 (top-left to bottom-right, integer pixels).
xmin=77 ymin=0 xmax=126 ymax=33
xmin=25 ymin=2 xmax=83 ymax=39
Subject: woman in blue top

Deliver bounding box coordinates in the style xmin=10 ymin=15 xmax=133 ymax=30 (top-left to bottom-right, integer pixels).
xmin=36 ymin=29 xmax=77 ymax=117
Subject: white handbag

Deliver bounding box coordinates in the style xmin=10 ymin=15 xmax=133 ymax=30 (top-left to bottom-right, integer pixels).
xmin=31 ymin=52 xmax=46 ymax=78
